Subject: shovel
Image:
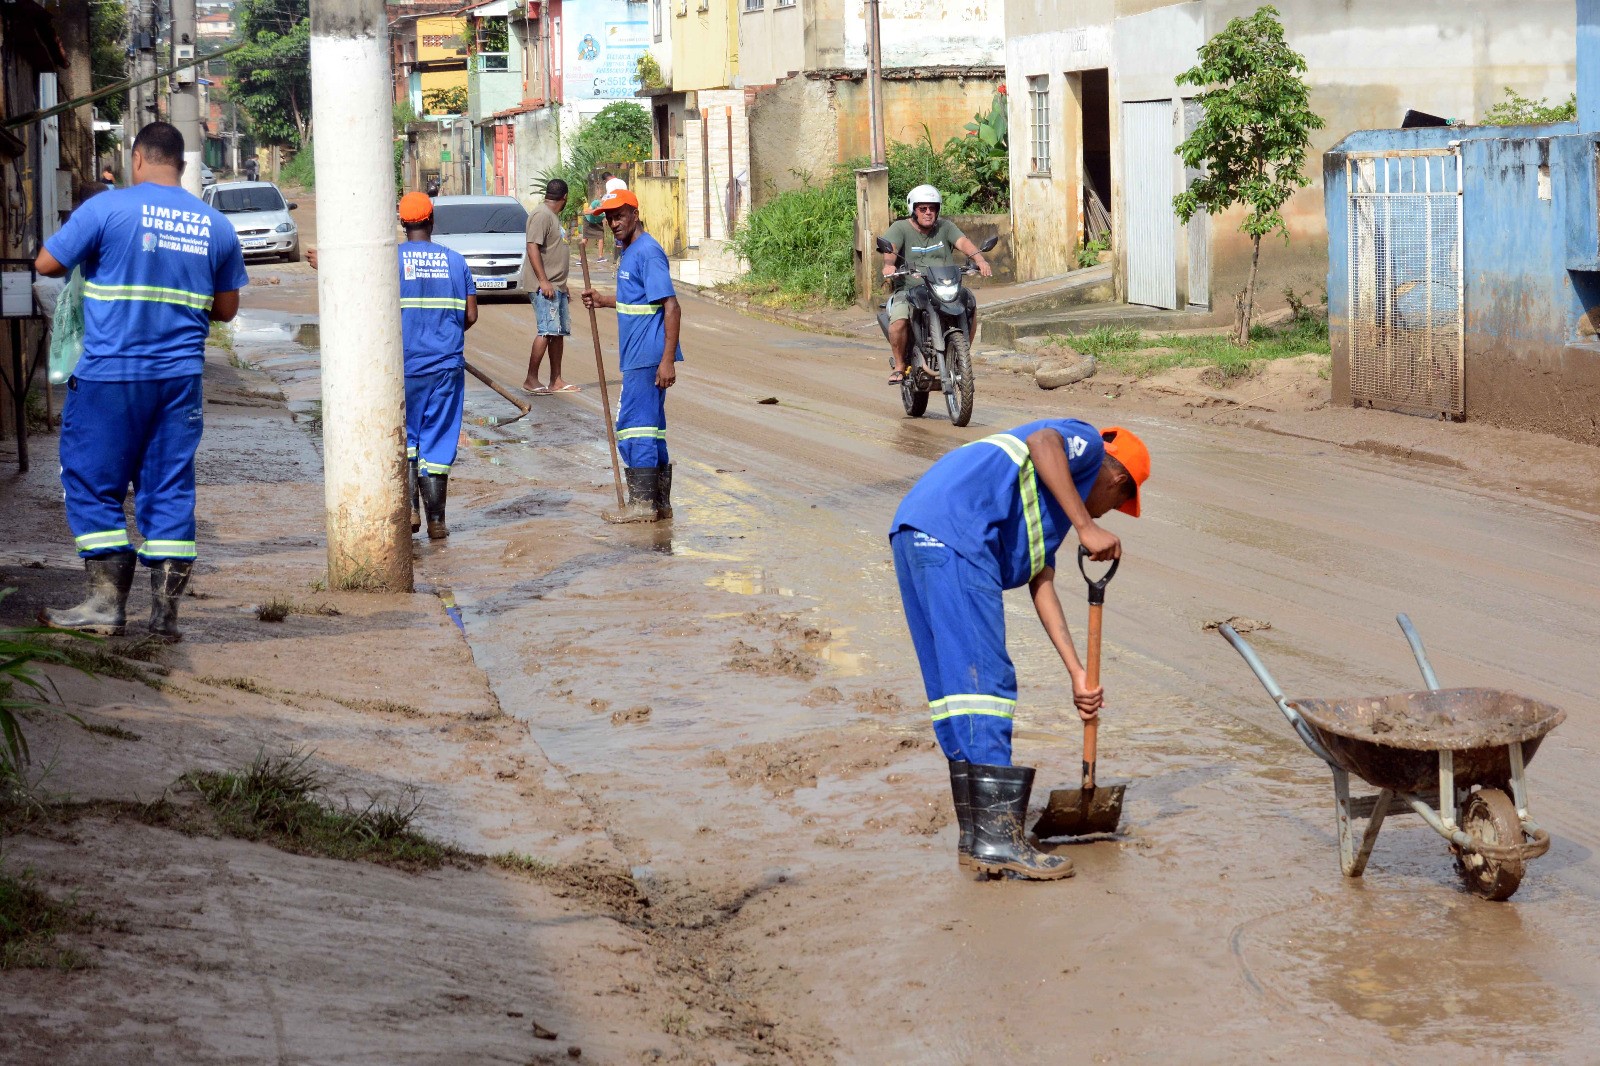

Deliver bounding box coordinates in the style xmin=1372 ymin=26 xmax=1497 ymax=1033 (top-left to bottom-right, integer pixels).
xmin=1032 ymin=545 xmax=1127 ymax=839
xmin=466 ymin=361 xmax=532 ymax=427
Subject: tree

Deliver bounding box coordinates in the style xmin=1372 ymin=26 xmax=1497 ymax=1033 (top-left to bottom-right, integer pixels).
xmin=1482 ymin=88 xmax=1577 ymax=126
xmin=232 ymin=0 xmax=311 ymax=148
xmin=422 ymin=85 xmax=469 ymax=116
xmin=1173 ymin=6 xmax=1324 ymax=346
xmin=91 ymin=0 xmax=127 ymax=153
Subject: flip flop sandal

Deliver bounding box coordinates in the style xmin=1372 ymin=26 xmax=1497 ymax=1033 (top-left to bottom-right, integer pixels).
xmin=524 ymin=385 xmax=552 ymax=396
xmin=887 ymin=371 xmax=906 ymax=385
xmin=551 ymin=384 xmax=582 ymax=393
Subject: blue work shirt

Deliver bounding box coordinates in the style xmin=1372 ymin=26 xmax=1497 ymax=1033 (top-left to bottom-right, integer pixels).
xmin=398 ymin=240 xmax=476 ymax=376
xmin=614 ymin=232 xmax=683 ymax=372
xmin=891 ymin=419 xmax=1106 ymax=590
xmin=44 ymin=183 xmax=247 ymax=381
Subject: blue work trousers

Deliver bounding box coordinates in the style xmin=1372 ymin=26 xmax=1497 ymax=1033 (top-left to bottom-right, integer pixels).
xmin=405 ymin=368 xmax=465 ymax=476
xmin=60 ymin=375 xmax=204 ymax=562
xmin=616 ymin=366 xmax=669 ymax=468
xmin=891 ymin=528 xmax=1017 ymax=766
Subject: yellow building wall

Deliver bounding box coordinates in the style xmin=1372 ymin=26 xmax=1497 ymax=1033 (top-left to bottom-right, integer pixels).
xmin=418 ymin=16 xmax=467 ymax=62
xmin=672 ymin=0 xmax=738 ymax=91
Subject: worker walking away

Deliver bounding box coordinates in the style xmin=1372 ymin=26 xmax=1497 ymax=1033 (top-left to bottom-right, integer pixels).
xmin=33 ymin=121 xmax=247 ymax=640
xmin=397 ymin=192 xmax=477 ymax=539
xmin=890 ymin=420 xmax=1150 ymax=880
xmin=581 ymin=188 xmax=682 ymax=523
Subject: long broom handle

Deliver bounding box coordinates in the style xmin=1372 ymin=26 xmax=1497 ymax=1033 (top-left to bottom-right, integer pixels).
xmin=579 ymin=242 xmax=627 ymax=510
xmin=464 ymin=361 xmax=531 ymax=416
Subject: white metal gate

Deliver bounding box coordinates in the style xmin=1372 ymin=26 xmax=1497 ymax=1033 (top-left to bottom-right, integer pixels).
xmin=1346 ymin=149 xmax=1464 ymax=415
xmin=1122 ymin=100 xmax=1178 ymax=309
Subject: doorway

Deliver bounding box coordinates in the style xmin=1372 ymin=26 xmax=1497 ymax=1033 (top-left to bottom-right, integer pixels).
xmin=1079 ymin=68 xmax=1111 ymax=246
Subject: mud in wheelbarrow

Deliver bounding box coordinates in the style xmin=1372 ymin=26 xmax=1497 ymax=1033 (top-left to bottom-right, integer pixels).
xmin=1220 ymin=614 xmax=1564 ymax=901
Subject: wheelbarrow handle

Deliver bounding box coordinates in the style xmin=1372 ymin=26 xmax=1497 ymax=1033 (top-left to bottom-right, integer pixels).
xmin=1077 ymin=545 xmax=1120 ymax=607
xmin=1395 ymin=613 xmax=1442 ymax=692
xmin=1218 ymin=624 xmax=1338 ymax=767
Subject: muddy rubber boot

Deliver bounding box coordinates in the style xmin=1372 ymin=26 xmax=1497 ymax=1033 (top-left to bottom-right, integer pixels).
xmin=40 ymin=552 xmax=136 ymax=635
xmin=419 ymin=473 xmax=449 ymax=540
xmin=969 ymin=763 xmax=1075 ymax=881
xmin=950 ymin=760 xmax=975 ymax=870
xmin=147 ymin=559 xmax=193 ymax=642
xmin=408 ymin=459 xmax=421 ymax=534
xmin=603 ymin=467 xmax=662 ymax=524
xmin=654 ymin=463 xmax=673 ymax=521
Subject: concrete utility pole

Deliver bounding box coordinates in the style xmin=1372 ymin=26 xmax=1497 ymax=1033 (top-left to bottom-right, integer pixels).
xmin=171 ymin=0 xmax=203 ymax=195
xmin=864 ymin=0 xmax=886 ymax=166
xmin=126 ymin=0 xmax=156 ymax=173
xmin=310 ymin=0 xmax=413 ymax=592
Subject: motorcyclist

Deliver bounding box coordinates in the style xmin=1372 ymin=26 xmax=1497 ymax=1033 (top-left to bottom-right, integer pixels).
xmin=881 ymin=184 xmax=992 ymax=385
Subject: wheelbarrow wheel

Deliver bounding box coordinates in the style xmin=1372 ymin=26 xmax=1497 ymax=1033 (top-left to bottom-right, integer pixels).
xmin=1456 ymin=788 xmax=1524 ymax=901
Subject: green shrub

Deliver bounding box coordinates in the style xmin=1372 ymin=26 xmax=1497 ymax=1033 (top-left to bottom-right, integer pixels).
xmin=731 ymin=168 xmax=858 ymax=307
xmin=279 ymin=148 xmax=315 ymax=189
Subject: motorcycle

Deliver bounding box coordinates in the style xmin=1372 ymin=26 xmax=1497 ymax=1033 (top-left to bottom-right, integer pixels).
xmin=874 ymin=233 xmax=1000 ymax=428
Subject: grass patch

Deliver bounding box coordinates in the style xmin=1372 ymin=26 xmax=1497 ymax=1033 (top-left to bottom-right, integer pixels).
xmin=197 ymin=674 xmax=273 ymax=697
xmin=256 ymin=597 xmax=341 ymax=623
xmin=0 ymin=868 xmax=95 ymax=971
xmin=208 ymin=320 xmax=236 ymax=356
xmin=184 ymin=749 xmax=470 ymax=869
xmin=80 ymin=721 xmax=141 ymax=742
xmin=326 ymin=697 xmax=422 ymax=719
xmin=40 ymin=638 xmax=167 ymax=687
xmin=1054 ymin=313 xmax=1330 ymax=379
xmin=279 ymin=149 xmax=316 ymax=190
xmin=491 ymin=851 xmax=555 ymax=876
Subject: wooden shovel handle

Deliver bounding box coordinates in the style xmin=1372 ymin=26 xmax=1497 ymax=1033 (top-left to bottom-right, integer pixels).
xmin=579 ymin=243 xmax=626 ymax=509
xmin=465 ymin=361 xmax=530 ymax=415
xmin=1082 ymin=601 xmax=1103 ymax=789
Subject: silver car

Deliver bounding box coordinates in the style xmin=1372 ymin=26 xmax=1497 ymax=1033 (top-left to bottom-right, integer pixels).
xmin=428 ymin=195 xmax=530 ymax=297
xmin=205 ymin=180 xmax=301 ymax=262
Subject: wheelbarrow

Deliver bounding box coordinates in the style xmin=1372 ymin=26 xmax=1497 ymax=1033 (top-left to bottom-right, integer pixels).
xmin=1220 ymin=614 xmax=1563 ymax=901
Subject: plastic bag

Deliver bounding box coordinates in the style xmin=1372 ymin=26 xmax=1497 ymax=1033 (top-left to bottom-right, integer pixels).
xmin=46 ymin=267 xmax=84 ymax=384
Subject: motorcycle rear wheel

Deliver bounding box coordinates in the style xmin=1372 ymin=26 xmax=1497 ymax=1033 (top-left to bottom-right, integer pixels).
xmin=944 ymin=331 xmax=975 ymax=427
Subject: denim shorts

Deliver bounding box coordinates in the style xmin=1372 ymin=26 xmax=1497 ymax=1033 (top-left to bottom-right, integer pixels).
xmin=531 ymin=289 xmax=570 ymax=337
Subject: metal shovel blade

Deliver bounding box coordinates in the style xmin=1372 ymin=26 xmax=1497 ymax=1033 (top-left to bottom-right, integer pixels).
xmin=1032 ymin=780 xmax=1127 ymax=839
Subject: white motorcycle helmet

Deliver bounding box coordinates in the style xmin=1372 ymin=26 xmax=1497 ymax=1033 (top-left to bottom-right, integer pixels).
xmin=906 ymin=184 xmax=943 ymax=214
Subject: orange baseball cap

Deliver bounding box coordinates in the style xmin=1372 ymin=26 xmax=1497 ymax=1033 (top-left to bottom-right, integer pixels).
xmin=398 ymin=191 xmax=434 ymax=223
xmin=1101 ymin=426 xmax=1150 ymax=517
xmin=598 ymin=188 xmax=639 ymax=212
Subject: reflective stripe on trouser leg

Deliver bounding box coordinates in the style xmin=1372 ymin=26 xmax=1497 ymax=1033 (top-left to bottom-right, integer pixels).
xmin=890 ymin=528 xmax=1017 ymax=766
xmin=616 ymin=366 xmax=669 ymax=468
xmin=61 ymin=376 xmax=203 ymax=560
xmin=406 ymin=366 xmax=465 ymax=476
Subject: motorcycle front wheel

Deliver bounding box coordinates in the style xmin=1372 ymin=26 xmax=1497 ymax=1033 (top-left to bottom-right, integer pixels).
xmin=944 ymin=331 xmax=975 ymax=427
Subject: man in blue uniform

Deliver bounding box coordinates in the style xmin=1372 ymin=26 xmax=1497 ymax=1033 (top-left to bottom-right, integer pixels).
xmin=580 ymin=188 xmax=682 ymax=524
xmin=34 ymin=122 xmax=247 ymax=640
xmin=891 ymin=420 xmax=1150 ymax=880
xmin=397 ymin=191 xmax=477 ymax=539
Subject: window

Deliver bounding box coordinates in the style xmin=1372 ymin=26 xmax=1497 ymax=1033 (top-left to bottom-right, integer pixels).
xmin=432 ymin=202 xmax=530 ymax=235
xmin=213 ymin=186 xmax=286 ymax=213
xmin=776 ymin=0 xmax=795 ymax=7
xmin=652 ymin=0 xmax=662 ymax=41
xmin=1028 ymin=75 xmax=1050 ymax=175
xmin=743 ymin=0 xmax=763 ymax=9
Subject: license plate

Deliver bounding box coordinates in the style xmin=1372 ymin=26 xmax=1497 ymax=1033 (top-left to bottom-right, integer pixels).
xmin=475 ymin=278 xmax=508 ymax=289
xmin=243 ymin=240 xmax=267 ymax=250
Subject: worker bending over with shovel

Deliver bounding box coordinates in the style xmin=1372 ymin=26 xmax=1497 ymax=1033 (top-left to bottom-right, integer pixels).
xmin=315 ymin=193 xmax=478 ymax=538
xmin=581 ymin=189 xmax=682 ymax=523
xmin=890 ymin=420 xmax=1149 ymax=880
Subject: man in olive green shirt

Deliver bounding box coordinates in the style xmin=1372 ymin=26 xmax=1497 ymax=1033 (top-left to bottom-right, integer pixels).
xmin=522 ymin=179 xmax=578 ymax=394
xmin=881 ymin=184 xmax=991 ymax=385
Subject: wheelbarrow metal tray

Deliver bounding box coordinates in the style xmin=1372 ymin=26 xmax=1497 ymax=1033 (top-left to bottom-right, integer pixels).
xmin=1287 ymin=687 xmax=1565 ymax=794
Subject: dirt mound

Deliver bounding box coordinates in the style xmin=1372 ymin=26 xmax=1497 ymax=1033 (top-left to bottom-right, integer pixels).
xmin=725 ymin=640 xmax=817 ymax=679
xmin=853 ymin=687 xmax=906 ymax=715
xmin=1142 ymin=354 xmax=1330 ymax=413
xmin=705 ymin=733 xmax=938 ymax=796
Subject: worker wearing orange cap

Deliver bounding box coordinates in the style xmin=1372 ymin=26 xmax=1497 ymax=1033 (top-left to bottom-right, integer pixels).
xmin=397 ymin=190 xmax=477 ymax=539
xmin=581 ymin=188 xmax=683 ymax=523
xmin=889 ymin=420 xmax=1149 ymax=881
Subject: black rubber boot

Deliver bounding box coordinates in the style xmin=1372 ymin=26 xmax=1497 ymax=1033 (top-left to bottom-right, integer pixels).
xmin=408 ymin=458 xmax=421 ymax=534
xmin=40 ymin=552 xmax=136 ymax=635
xmin=419 ymin=473 xmax=449 ymax=540
xmin=654 ymin=463 xmax=673 ymax=521
xmin=147 ymin=559 xmax=193 ymax=641
xmin=969 ymin=763 xmax=1074 ymax=881
xmin=949 ymin=760 xmax=975 ymax=870
xmin=604 ymin=467 xmax=661 ymax=524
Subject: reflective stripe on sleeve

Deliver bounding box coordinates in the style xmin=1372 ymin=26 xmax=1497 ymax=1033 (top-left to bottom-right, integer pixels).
xmin=616 ymin=301 xmax=663 ymax=315
xmin=971 ymin=432 xmax=1047 ymax=578
xmin=929 ymin=695 xmax=1017 ymax=722
xmin=83 ymin=282 xmax=213 ymax=311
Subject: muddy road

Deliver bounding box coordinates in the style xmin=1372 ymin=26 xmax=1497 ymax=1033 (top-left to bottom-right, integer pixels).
xmin=230 ymin=255 xmax=1600 ymax=1062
